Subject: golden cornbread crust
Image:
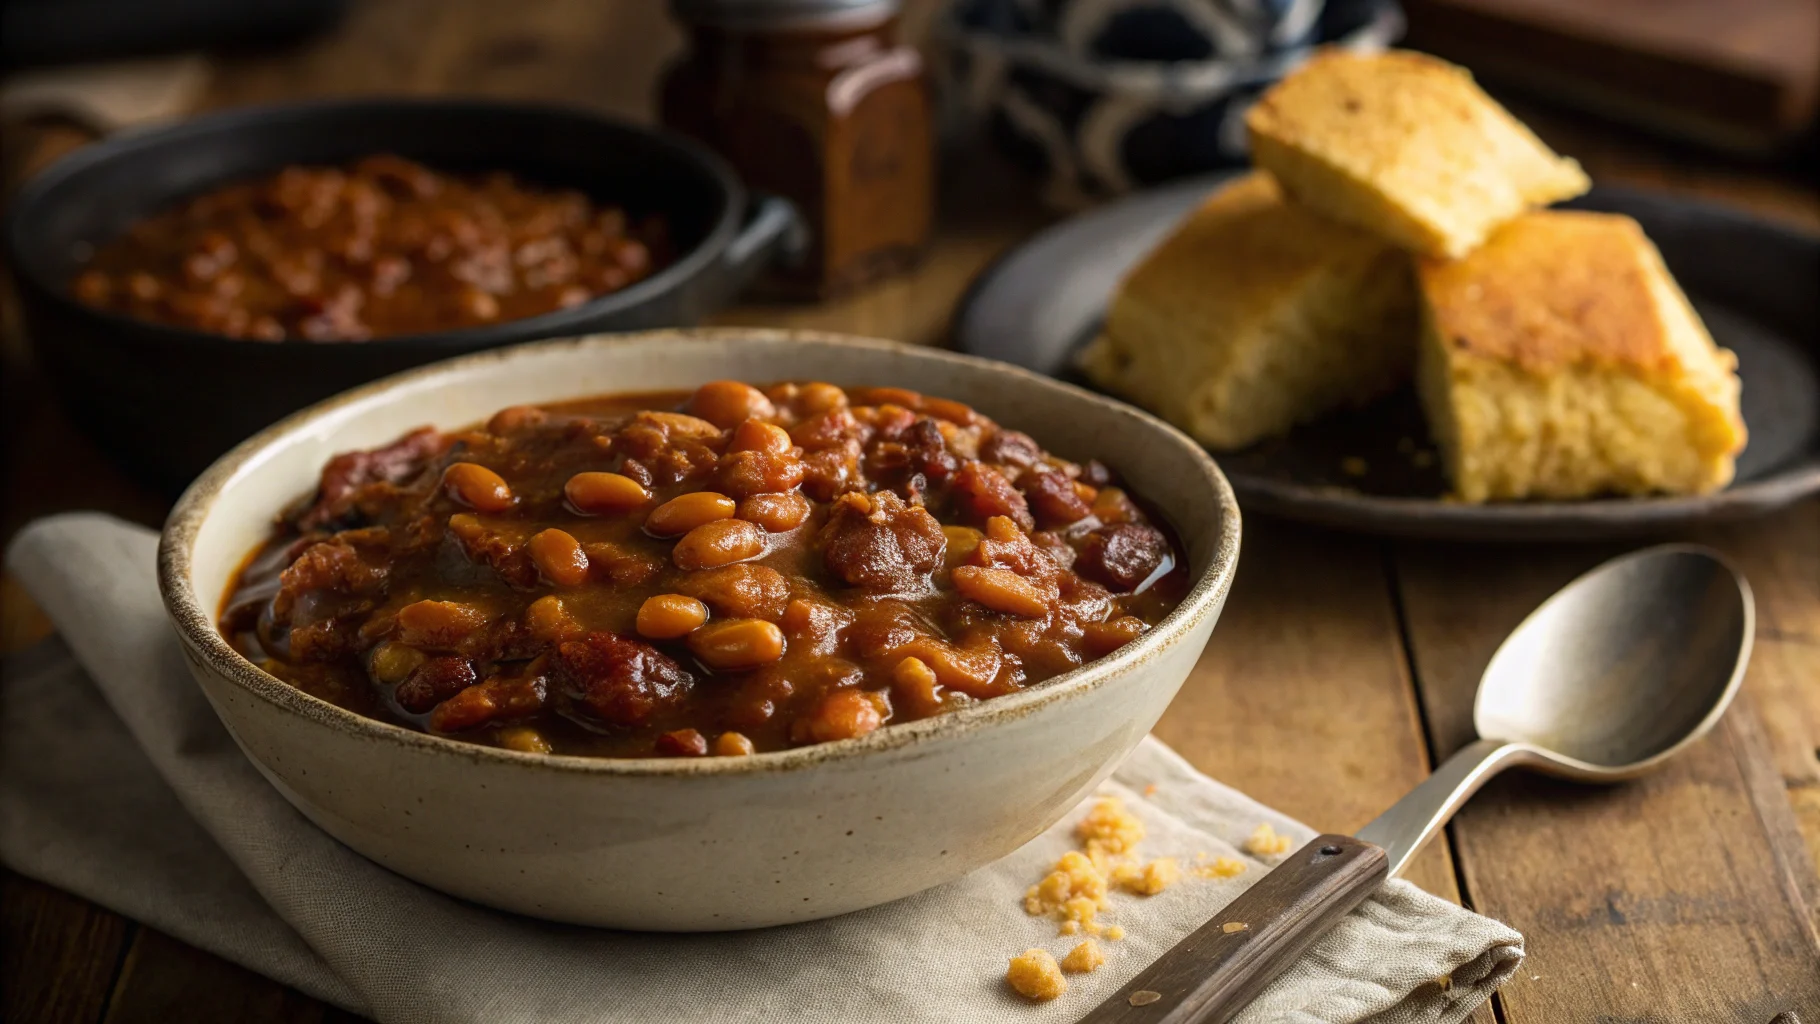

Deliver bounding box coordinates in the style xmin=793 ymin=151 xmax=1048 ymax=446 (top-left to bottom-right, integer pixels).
xmin=1417 ymin=211 xmax=1746 ymax=502
xmin=1080 ymin=172 xmax=1416 ymax=450
xmin=1420 ymin=212 xmax=1671 ymax=372
xmin=1246 ymin=49 xmax=1589 ymax=258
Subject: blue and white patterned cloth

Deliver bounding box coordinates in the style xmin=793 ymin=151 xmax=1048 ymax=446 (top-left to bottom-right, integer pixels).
xmin=941 ymin=0 xmax=1402 ymax=206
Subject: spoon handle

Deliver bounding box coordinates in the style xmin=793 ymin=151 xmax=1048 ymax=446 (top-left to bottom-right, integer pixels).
xmin=1078 ymin=835 xmax=1388 ymax=1024
xmin=1355 ymin=737 xmax=1527 ymax=878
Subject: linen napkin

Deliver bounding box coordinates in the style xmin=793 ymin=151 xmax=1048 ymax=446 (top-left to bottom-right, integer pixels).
xmin=1 ymin=514 xmax=1523 ymax=1024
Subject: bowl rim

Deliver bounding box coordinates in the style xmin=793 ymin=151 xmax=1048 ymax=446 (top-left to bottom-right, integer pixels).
xmin=157 ymin=328 xmax=1242 ymax=776
xmin=2 ymin=96 xmax=746 ymax=351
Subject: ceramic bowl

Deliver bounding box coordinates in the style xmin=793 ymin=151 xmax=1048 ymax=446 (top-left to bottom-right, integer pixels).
xmin=157 ymin=329 xmax=1241 ymax=930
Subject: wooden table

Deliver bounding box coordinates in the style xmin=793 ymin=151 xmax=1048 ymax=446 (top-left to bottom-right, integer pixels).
xmin=3 ymin=3 xmax=1817 ymax=1021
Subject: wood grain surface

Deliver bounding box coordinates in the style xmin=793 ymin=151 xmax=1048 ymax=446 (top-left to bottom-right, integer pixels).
xmin=2 ymin=1 xmax=1816 ymax=1022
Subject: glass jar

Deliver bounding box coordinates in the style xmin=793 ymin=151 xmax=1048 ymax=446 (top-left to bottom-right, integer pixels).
xmin=661 ymin=0 xmax=934 ymax=297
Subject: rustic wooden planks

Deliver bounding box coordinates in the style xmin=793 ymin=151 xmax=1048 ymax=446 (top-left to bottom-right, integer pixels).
xmin=3 ymin=0 xmax=1818 ymax=1019
xmin=100 ymin=929 xmax=363 ymax=1024
xmin=1153 ymin=520 xmax=1498 ymax=1024
xmin=1391 ymin=507 xmax=1820 ymax=1021
xmin=0 ymin=872 xmax=133 ymax=1024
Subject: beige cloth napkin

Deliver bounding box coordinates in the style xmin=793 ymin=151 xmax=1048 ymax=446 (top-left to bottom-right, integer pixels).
xmin=1 ymin=514 xmax=1523 ymax=1023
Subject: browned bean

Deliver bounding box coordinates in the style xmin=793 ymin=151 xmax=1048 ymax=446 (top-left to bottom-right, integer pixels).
xmin=952 ymin=565 xmax=1050 ymax=618
xmin=892 ymin=655 xmax=941 ymax=713
xmin=688 ymin=618 xmax=786 ymax=670
xmin=718 ymin=449 xmax=806 ymax=498
xmin=565 ymin=471 xmax=650 ymax=514
xmin=496 ymin=726 xmax=553 ymax=754
xmin=486 ymin=405 xmax=547 ymax=434
xmin=442 ymin=462 xmax=514 ymax=512
xmin=807 ymin=688 xmax=885 ymax=743
xmin=714 ymin=731 xmax=757 ymax=756
xmin=738 ymin=491 xmax=812 ymax=532
xmin=645 ymin=490 xmax=736 ymax=536
xmin=368 ymin=642 xmax=426 ymax=684
xmin=642 ymin=411 xmax=721 ymax=439
xmin=942 ymin=525 xmax=983 ymax=567
xmin=1083 ymin=615 xmax=1146 ymax=657
xmin=656 ymin=728 xmax=709 ymax=756
xmin=729 ymin=419 xmax=793 ymax=455
xmin=528 ymin=528 xmax=589 ymax=587
xmin=673 ymin=518 xmax=764 ymax=570
xmin=396 ymin=599 xmax=489 ymax=647
xmin=637 ymin=593 xmax=709 ymax=639
xmin=687 ymin=380 xmax=776 ymax=429
xmin=524 ymin=594 xmax=581 ymax=642
xmin=795 ymin=382 xmax=848 ymax=415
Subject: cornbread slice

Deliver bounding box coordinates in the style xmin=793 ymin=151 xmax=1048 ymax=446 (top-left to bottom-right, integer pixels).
xmin=1245 ymin=49 xmax=1590 ymax=258
xmin=1079 ymin=172 xmax=1416 ymax=451
xmin=1416 ymin=211 xmax=1746 ymax=502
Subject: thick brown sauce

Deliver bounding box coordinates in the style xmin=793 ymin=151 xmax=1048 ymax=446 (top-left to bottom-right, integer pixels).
xmin=221 ymin=382 xmax=1187 ymax=758
xmin=72 ymin=154 xmax=668 ymax=341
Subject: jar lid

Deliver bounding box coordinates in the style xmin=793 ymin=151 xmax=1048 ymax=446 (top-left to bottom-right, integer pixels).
xmin=670 ymin=0 xmax=898 ymax=30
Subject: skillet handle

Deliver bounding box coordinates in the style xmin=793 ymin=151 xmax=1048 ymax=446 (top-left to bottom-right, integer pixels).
xmin=719 ymin=193 xmax=805 ymax=296
xmin=1080 ymin=835 xmax=1388 ymax=1024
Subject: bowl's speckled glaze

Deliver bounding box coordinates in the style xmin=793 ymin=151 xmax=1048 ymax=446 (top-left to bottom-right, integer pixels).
xmin=158 ymin=329 xmax=1241 ymax=930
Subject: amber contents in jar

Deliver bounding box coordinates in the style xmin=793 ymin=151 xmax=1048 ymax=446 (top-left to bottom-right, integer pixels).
xmin=661 ymin=1 xmax=933 ymax=296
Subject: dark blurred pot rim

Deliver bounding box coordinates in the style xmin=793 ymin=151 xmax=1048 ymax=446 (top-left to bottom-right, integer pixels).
xmin=3 ymin=96 xmax=749 ymax=354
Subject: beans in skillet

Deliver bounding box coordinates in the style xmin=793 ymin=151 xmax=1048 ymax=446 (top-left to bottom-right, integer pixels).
xmin=71 ymin=155 xmax=667 ymax=341
xmin=219 ymin=382 xmax=1187 ymax=757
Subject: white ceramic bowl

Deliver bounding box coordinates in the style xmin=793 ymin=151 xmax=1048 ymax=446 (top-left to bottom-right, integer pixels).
xmin=159 ymin=329 xmax=1241 ymax=930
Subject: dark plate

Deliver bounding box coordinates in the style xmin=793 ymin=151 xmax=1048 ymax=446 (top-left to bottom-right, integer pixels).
xmin=955 ymin=174 xmax=1820 ymax=541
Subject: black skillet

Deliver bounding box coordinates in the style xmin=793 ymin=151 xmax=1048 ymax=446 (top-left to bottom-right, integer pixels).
xmin=5 ymin=98 xmax=802 ymax=492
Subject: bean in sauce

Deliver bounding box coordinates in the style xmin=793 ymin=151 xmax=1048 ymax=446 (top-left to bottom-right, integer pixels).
xmin=219 ymin=381 xmax=1188 ymax=757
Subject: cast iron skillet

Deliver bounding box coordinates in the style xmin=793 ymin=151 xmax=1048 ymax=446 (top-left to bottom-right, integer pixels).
xmin=5 ymin=98 xmax=802 ymax=491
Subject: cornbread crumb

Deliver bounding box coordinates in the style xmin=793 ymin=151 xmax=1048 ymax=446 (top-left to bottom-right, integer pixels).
xmin=1193 ymin=854 xmax=1249 ymax=880
xmin=1104 ymin=925 xmax=1126 ymax=941
xmin=1061 ymin=940 xmax=1106 ymax=974
xmin=1076 ymin=796 xmax=1146 ymax=861
xmin=1007 ymin=949 xmax=1068 ymax=1001
xmin=1221 ymin=921 xmax=1249 ymax=934
xmin=1244 ymin=823 xmax=1294 ymax=857
xmin=1143 ymin=783 xmax=1159 ymax=797
xmin=1119 ymin=857 xmax=1181 ymax=896
xmin=1025 ymin=850 xmax=1109 ymax=923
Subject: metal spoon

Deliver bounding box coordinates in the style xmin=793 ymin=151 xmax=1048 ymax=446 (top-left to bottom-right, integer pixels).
xmin=1083 ymin=544 xmax=1754 ymax=1024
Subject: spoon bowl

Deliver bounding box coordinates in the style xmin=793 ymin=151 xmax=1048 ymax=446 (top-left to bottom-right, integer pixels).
xmin=1476 ymin=544 xmax=1754 ymax=780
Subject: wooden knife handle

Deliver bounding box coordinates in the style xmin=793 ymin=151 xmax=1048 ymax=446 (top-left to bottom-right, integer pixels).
xmin=1079 ymin=835 xmax=1389 ymax=1024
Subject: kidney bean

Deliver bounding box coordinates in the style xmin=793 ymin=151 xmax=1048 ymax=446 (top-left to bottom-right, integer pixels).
xmin=655 ymin=728 xmax=709 ymax=756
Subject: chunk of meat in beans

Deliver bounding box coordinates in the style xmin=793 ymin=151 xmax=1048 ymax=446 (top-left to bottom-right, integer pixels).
xmin=219 ymin=381 xmax=1187 ymax=757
